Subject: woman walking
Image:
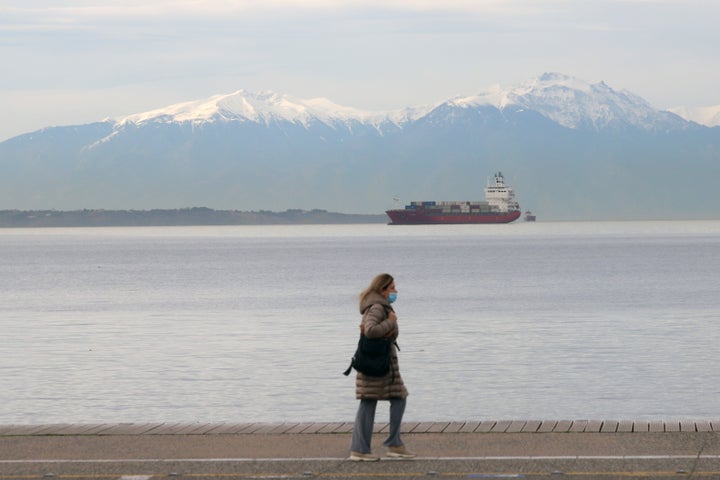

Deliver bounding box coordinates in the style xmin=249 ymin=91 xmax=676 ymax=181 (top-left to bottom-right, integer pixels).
xmin=349 ymin=273 xmax=416 ymax=461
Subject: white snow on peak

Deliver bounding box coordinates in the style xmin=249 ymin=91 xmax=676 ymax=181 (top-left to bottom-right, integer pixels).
xmin=447 ymin=73 xmax=601 ymax=111
xmin=515 ymin=71 xmax=596 ymax=95
xmin=668 ymin=105 xmax=720 ymax=127
xmin=110 ymin=73 xmax=703 ymax=135
xmin=445 ymin=72 xmax=663 ymax=130
xmin=448 ymin=84 xmax=512 ymax=110
xmin=506 ymin=72 xmax=659 ymax=130
xmin=386 ymin=104 xmax=438 ymax=124
xmin=118 ymin=89 xmax=396 ymax=129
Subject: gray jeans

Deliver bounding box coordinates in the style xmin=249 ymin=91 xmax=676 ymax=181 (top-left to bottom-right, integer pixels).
xmin=349 ymin=398 xmax=406 ymax=453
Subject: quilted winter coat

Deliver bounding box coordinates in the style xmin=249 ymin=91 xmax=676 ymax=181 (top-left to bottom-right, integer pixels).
xmin=355 ymin=292 xmax=408 ymax=400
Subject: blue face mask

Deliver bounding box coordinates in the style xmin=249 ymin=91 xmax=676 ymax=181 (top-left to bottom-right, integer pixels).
xmin=388 ymin=292 xmax=398 ymax=303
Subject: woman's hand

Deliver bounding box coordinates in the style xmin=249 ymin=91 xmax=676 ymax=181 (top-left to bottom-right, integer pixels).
xmin=384 ymin=327 xmax=398 ymax=338
xmin=388 ymin=311 xmax=398 ymax=322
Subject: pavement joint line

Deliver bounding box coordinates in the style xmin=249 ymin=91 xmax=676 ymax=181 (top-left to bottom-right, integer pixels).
xmin=4 ymin=455 xmax=720 ymax=464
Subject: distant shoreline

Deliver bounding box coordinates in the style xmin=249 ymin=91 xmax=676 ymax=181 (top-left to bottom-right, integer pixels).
xmin=0 ymin=208 xmax=388 ymax=228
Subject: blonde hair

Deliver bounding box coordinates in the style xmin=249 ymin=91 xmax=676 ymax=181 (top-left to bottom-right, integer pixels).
xmin=359 ymin=273 xmax=394 ymax=306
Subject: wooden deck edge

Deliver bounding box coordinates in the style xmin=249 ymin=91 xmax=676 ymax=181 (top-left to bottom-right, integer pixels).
xmin=1 ymin=420 xmax=719 ymax=436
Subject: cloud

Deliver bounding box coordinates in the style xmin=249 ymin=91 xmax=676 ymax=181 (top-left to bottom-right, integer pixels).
xmin=4 ymin=0 xmax=699 ymax=43
xmin=0 ymin=0 xmax=545 ymax=26
xmin=1 ymin=0 xmax=719 ymax=142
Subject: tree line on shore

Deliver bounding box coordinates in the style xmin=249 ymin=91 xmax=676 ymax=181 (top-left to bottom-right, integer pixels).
xmin=0 ymin=207 xmax=387 ymax=227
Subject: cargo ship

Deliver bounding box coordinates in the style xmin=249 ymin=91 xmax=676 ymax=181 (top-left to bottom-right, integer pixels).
xmin=386 ymin=172 xmax=521 ymax=225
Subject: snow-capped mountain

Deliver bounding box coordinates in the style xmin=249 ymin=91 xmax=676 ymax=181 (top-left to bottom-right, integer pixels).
xmin=106 ymin=72 xmax=689 ymax=135
xmin=443 ymin=72 xmax=688 ymax=131
xmin=119 ymin=90 xmax=387 ymax=128
xmin=85 ymin=88 xmax=436 ymax=149
xmin=2 ymin=73 xmax=719 ymax=220
xmin=116 ymin=89 xmax=432 ymax=132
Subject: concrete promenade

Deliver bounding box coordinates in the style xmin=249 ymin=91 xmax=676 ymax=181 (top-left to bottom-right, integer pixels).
xmin=2 ymin=421 xmax=720 ymax=479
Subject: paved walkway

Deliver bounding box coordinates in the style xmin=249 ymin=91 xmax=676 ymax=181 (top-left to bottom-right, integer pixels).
xmin=2 ymin=421 xmax=720 ymax=479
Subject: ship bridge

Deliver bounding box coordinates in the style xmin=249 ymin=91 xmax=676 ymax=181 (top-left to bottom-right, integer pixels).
xmin=485 ymin=172 xmax=520 ymax=213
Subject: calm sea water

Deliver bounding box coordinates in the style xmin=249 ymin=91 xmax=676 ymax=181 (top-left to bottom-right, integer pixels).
xmin=1 ymin=221 xmax=719 ymax=425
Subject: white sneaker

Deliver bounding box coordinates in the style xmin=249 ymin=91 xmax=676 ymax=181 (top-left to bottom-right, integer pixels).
xmin=349 ymin=451 xmax=380 ymax=462
xmin=387 ymin=445 xmax=417 ymax=458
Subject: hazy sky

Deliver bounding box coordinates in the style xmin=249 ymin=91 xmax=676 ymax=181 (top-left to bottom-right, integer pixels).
xmin=1 ymin=0 xmax=718 ymax=141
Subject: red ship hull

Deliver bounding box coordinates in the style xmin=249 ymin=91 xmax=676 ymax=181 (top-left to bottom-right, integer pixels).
xmin=386 ymin=209 xmax=521 ymax=225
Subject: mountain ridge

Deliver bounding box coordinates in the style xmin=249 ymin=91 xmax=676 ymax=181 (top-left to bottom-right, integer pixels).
xmin=99 ymin=72 xmax=705 ymax=133
xmin=4 ymin=72 xmax=712 ymax=146
xmin=2 ymin=72 xmax=719 ymax=220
